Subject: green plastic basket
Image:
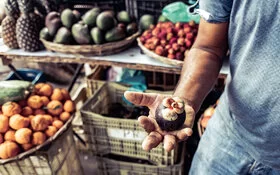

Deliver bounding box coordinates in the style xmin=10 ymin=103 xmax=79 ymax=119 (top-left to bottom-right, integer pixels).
xmin=80 ymin=80 xmax=179 ymax=165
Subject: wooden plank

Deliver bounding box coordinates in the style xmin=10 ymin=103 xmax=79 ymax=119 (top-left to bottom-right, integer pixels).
xmin=0 ymin=39 xmax=229 ymax=75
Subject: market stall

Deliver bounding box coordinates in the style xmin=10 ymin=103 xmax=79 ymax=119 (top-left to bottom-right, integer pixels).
xmin=0 ymin=0 xmax=229 ymax=174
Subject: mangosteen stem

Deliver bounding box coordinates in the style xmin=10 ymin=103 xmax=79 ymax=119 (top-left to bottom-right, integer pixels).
xmin=162 ymin=97 xmax=175 ymax=108
xmin=171 ymin=102 xmax=179 ymax=109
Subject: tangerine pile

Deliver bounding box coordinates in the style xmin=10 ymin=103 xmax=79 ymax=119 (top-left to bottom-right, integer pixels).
xmin=0 ymin=83 xmax=75 ymax=159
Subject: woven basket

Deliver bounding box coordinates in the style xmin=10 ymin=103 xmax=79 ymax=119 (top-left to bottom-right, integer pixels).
xmin=137 ymin=38 xmax=184 ymax=67
xmin=0 ymin=117 xmax=84 ymax=175
xmin=80 ymin=80 xmax=179 ymax=166
xmin=41 ymin=32 xmax=139 ymax=55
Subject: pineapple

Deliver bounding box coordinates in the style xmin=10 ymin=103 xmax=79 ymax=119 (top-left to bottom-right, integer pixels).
xmin=16 ymin=0 xmax=41 ymax=52
xmin=1 ymin=0 xmax=19 ymax=49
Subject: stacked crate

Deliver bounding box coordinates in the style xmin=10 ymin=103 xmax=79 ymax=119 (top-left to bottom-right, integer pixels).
xmin=79 ymin=80 xmax=187 ymax=174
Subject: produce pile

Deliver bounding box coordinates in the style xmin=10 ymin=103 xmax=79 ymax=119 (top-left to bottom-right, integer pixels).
xmin=0 ymin=81 xmax=75 ymax=159
xmin=139 ymin=20 xmax=198 ymax=61
xmin=41 ymin=8 xmax=138 ymax=45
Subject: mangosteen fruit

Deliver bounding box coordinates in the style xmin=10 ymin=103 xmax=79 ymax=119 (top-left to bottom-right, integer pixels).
xmin=155 ymin=97 xmax=186 ymax=131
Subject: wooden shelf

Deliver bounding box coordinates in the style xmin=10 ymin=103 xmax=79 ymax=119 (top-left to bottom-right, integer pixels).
xmin=0 ymin=39 xmax=229 ymax=75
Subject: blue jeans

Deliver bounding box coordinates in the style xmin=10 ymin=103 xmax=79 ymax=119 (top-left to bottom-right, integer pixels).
xmin=189 ymin=110 xmax=280 ymax=175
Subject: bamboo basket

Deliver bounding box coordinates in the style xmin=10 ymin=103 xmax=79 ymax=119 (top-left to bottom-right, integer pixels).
xmin=137 ymin=38 xmax=184 ymax=67
xmin=0 ymin=117 xmax=84 ymax=175
xmin=80 ymin=80 xmax=180 ymax=166
xmin=41 ymin=32 xmax=139 ymax=55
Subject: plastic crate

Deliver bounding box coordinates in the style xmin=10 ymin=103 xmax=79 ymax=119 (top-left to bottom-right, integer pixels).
xmin=64 ymin=0 xmax=126 ymax=13
xmin=0 ymin=122 xmax=83 ymax=175
xmin=93 ymin=142 xmax=186 ymax=175
xmin=6 ymin=68 xmax=46 ymax=84
xmin=144 ymin=71 xmax=180 ymax=91
xmin=126 ymin=0 xmax=191 ymax=21
xmin=80 ymin=80 xmax=179 ymax=165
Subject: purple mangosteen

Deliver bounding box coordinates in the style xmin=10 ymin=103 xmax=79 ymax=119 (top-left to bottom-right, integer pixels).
xmin=155 ymin=97 xmax=186 ymax=132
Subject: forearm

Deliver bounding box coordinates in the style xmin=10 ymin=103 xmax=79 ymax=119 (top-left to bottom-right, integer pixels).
xmin=174 ymin=47 xmax=223 ymax=113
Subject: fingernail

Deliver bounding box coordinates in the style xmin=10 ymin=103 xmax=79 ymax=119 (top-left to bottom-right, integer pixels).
xmin=184 ymin=128 xmax=193 ymax=136
xmin=164 ymin=143 xmax=174 ymax=152
xmin=142 ymin=143 xmax=150 ymax=151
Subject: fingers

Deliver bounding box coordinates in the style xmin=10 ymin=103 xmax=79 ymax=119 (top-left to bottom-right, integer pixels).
xmin=163 ymin=135 xmax=176 ymax=152
xmin=124 ymin=91 xmax=158 ymax=107
xmin=184 ymin=105 xmax=196 ymax=128
xmin=142 ymin=131 xmax=162 ymax=151
xmin=138 ymin=116 xmax=156 ymax=133
xmin=176 ymin=128 xmax=193 ymax=141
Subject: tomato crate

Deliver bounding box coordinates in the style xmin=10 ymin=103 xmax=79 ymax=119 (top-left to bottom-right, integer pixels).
xmin=80 ymin=80 xmax=179 ymax=165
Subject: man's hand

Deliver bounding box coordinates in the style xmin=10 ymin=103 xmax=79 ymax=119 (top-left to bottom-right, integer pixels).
xmin=124 ymin=91 xmax=194 ymax=152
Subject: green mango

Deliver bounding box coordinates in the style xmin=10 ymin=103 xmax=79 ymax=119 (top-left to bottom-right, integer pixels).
xmin=117 ymin=11 xmax=131 ymax=24
xmin=54 ymin=27 xmax=72 ymax=44
xmin=139 ymin=14 xmax=154 ymax=31
xmin=82 ymin=7 xmax=100 ymax=27
xmin=61 ymin=8 xmax=76 ymax=28
xmin=126 ymin=22 xmax=138 ymax=36
xmin=96 ymin=11 xmax=116 ymax=31
xmin=40 ymin=27 xmax=52 ymax=41
xmin=158 ymin=15 xmax=169 ymax=22
xmin=90 ymin=27 xmax=104 ymax=44
xmin=105 ymin=27 xmax=126 ymax=42
xmin=72 ymin=23 xmax=91 ymax=44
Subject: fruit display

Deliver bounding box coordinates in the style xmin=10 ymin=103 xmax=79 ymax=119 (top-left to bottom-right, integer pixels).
xmin=0 ymin=81 xmax=75 ymax=159
xmin=138 ymin=20 xmax=199 ymax=63
xmin=41 ymin=8 xmax=138 ymax=45
xmin=1 ymin=0 xmax=50 ymax=51
xmin=155 ymin=97 xmax=186 ymax=131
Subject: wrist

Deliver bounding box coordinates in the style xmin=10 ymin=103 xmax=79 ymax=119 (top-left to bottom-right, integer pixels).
xmin=173 ymin=90 xmax=200 ymax=114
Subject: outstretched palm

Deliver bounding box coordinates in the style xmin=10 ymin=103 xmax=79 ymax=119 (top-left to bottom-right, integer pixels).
xmin=124 ymin=91 xmax=195 ymax=152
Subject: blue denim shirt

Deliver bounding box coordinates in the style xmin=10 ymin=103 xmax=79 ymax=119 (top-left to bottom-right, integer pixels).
xmin=198 ymin=0 xmax=280 ymax=169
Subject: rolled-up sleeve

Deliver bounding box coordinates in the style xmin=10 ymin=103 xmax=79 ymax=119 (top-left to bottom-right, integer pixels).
xmin=197 ymin=0 xmax=233 ymax=23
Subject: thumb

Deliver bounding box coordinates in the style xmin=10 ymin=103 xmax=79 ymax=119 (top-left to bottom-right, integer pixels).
xmin=124 ymin=91 xmax=158 ymax=107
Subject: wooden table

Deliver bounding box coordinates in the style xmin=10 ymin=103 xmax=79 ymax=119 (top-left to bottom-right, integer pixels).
xmin=0 ymin=39 xmax=229 ymax=75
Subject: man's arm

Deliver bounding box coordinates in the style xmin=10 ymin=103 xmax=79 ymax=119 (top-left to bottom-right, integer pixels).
xmin=174 ymin=19 xmax=229 ymax=113
xmin=124 ymin=19 xmax=230 ymax=151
